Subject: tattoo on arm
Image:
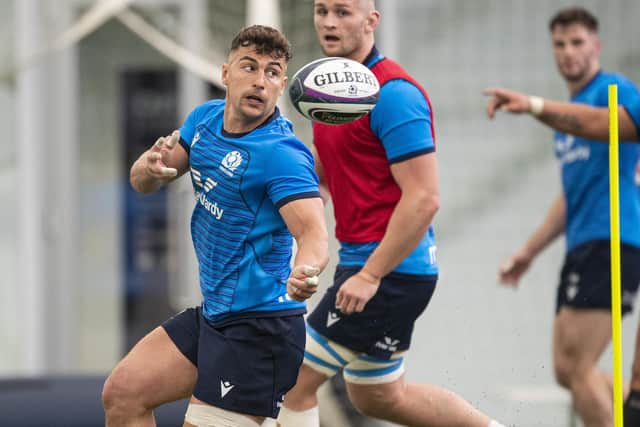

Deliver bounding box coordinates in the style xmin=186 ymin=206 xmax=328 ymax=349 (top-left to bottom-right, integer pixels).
xmin=541 ymin=111 xmax=583 ymax=132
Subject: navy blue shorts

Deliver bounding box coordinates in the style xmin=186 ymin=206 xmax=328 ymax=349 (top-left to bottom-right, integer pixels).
xmin=306 ymin=266 xmax=437 ymax=360
xmin=556 ymin=240 xmax=640 ymax=314
xmin=162 ymin=307 xmax=305 ymax=418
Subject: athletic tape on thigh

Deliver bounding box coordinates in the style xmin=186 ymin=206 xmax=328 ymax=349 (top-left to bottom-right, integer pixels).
xmin=343 ymin=353 xmax=405 ymax=385
xmin=184 ymin=403 xmax=260 ymax=427
xmin=303 ymin=324 xmax=357 ymax=377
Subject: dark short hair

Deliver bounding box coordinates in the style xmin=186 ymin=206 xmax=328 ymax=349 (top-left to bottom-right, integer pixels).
xmin=549 ymin=7 xmax=599 ymax=32
xmin=229 ymin=25 xmax=292 ymax=62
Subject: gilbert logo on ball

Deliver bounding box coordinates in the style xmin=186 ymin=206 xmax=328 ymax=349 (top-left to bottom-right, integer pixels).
xmin=289 ymin=57 xmax=380 ymax=125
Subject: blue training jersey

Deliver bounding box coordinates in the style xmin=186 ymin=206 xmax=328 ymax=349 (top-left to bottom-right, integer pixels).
xmin=554 ymin=70 xmax=640 ymax=251
xmin=179 ymin=100 xmax=320 ymax=322
xmin=335 ymin=48 xmax=438 ymax=276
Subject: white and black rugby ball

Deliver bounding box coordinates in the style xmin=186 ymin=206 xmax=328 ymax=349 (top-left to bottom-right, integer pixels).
xmin=289 ymin=57 xmax=380 ymax=125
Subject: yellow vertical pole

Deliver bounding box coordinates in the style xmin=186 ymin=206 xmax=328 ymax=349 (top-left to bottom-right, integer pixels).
xmin=609 ymin=84 xmax=624 ymax=427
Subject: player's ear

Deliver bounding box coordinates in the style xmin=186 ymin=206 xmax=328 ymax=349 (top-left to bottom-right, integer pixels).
xmin=221 ymin=63 xmax=229 ymax=86
xmin=366 ymin=10 xmax=380 ymax=32
xmin=594 ymin=36 xmax=602 ymax=55
xmin=280 ymin=75 xmax=287 ymax=96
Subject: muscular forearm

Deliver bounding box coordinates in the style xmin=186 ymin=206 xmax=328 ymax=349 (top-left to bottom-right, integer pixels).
xmin=537 ymin=100 xmax=638 ymax=142
xmin=537 ymin=100 xmax=609 ymax=141
xmin=293 ymin=226 xmax=330 ymax=273
xmin=312 ymin=146 xmax=331 ymax=205
xmin=280 ymin=197 xmax=329 ymax=274
xmin=521 ymin=194 xmax=565 ymax=258
xmin=363 ymin=191 xmax=439 ymax=279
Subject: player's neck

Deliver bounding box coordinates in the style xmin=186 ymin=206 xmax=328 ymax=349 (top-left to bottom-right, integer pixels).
xmin=223 ymin=106 xmax=274 ymax=135
xmin=566 ymin=64 xmax=600 ymax=96
xmin=348 ymin=40 xmax=375 ymax=64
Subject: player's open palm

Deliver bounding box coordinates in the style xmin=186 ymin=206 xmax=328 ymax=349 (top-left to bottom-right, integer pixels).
xmin=146 ymin=130 xmax=180 ymax=179
xmin=499 ymin=249 xmax=533 ymax=287
xmin=483 ymin=88 xmax=530 ymax=119
xmin=336 ymin=271 xmax=380 ymax=315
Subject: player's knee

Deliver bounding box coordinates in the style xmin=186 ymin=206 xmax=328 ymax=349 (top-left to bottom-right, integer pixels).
xmin=554 ymin=351 xmax=592 ymax=390
xmin=553 ymin=341 xmax=584 ymax=389
xmin=347 ymin=383 xmax=404 ymax=418
xmin=285 ymin=364 xmax=329 ymax=410
xmin=102 ymin=365 xmax=146 ymax=415
xmin=553 ymin=355 xmax=574 ymax=388
xmin=298 ymin=364 xmax=329 ymax=392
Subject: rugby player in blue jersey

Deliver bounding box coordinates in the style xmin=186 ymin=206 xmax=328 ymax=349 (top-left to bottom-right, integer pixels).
xmin=485 ymin=7 xmax=640 ymax=427
xmin=102 ymin=25 xmax=329 ymax=427
xmin=277 ymin=1 xmax=506 ymax=427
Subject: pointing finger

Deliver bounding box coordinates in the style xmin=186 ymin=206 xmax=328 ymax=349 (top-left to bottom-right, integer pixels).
xmin=499 ymin=259 xmax=514 ymax=273
xmin=154 ymin=136 xmax=165 ymax=149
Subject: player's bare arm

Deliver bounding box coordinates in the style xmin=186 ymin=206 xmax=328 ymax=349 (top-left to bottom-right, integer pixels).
xmin=130 ymin=130 xmax=189 ymax=194
xmin=484 ymin=87 xmax=639 ymax=141
xmin=364 ymin=152 xmax=439 ymax=278
xmin=499 ymin=193 xmax=566 ymax=286
xmin=311 ymin=144 xmax=331 ymax=204
xmin=538 ymin=101 xmax=638 ymax=141
xmin=336 ymin=153 xmax=439 ymax=314
xmin=280 ymin=197 xmax=330 ymax=301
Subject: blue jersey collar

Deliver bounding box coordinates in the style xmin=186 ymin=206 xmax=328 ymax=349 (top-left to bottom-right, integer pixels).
xmin=363 ymin=45 xmax=385 ymax=69
xmin=221 ymin=106 xmax=281 ymax=138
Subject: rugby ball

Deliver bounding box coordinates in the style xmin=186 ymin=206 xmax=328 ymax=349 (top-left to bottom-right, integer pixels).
xmin=289 ymin=57 xmax=380 ymax=125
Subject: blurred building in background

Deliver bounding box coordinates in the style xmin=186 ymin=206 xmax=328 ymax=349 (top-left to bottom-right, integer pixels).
xmin=0 ymin=1 xmax=639 ymax=426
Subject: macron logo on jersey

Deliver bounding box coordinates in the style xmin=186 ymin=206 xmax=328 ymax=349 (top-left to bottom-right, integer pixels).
xmin=191 ymin=131 xmax=200 ymax=147
xmin=220 ymin=380 xmax=235 ymax=398
xmin=220 ymin=151 xmax=243 ymax=177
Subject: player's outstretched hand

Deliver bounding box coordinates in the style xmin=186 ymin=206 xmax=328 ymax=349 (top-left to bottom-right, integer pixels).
xmin=498 ymin=249 xmax=533 ymax=287
xmin=145 ymin=130 xmax=180 ymax=179
xmin=287 ymin=265 xmax=321 ymax=302
xmin=483 ymin=88 xmax=531 ymax=119
xmin=335 ymin=269 xmax=380 ymax=315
